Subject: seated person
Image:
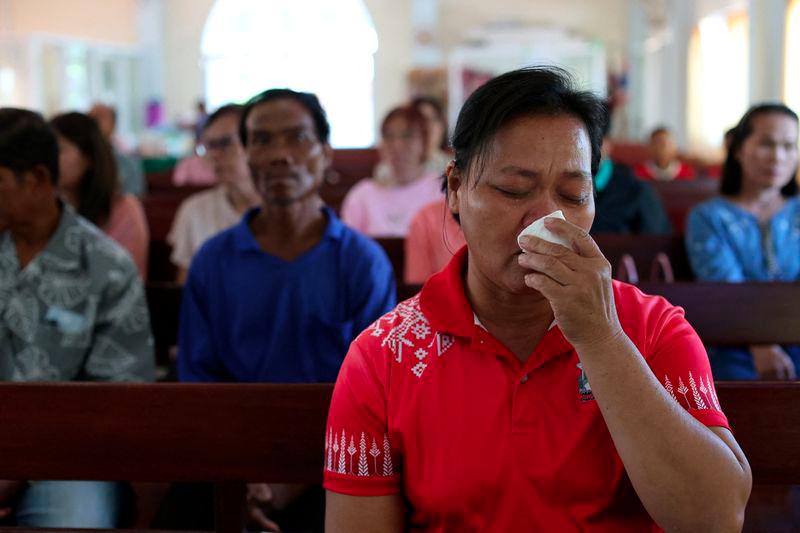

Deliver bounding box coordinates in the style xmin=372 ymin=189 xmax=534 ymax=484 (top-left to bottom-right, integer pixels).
xmin=341 ymin=105 xmax=442 ymax=237
xmin=172 ymin=153 xmax=215 ymax=186
xmin=0 ymin=108 xmax=154 ymax=528
xmin=592 ymin=112 xmax=672 ymax=234
xmin=411 ymin=96 xmax=452 ymax=177
xmin=404 ymin=194 xmax=466 ymax=285
xmin=88 ymin=103 xmax=146 ymax=197
xmin=177 ymin=88 xmax=396 ymax=532
xmin=324 ymin=67 xmax=751 ymax=532
xmin=687 ymin=103 xmax=800 ymax=380
xmin=167 ymin=104 xmax=260 ymax=282
xmin=50 ymin=112 xmax=150 ymax=279
xmin=634 ymin=126 xmax=696 ymax=181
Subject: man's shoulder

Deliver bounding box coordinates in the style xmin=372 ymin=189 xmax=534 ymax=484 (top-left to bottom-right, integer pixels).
xmin=191 ymin=223 xmax=241 ymax=265
xmin=336 ymin=223 xmax=390 ymax=264
xmin=69 ymin=216 xmax=137 ymax=272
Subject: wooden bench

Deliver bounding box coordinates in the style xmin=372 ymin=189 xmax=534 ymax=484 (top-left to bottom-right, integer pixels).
xmin=0 ymin=381 xmax=797 ymax=531
xmin=376 ymin=235 xmax=693 ymax=286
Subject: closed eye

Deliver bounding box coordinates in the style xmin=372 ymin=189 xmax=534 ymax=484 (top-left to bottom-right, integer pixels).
xmin=493 ymin=186 xmax=528 ymax=198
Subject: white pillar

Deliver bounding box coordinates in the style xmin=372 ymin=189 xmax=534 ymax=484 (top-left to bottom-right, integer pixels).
xmin=749 ymin=0 xmax=786 ymax=103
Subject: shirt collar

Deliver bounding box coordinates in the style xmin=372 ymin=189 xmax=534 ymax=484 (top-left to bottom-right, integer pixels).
xmin=420 ymin=245 xmax=572 ymax=367
xmin=234 ymin=205 xmax=344 ymax=253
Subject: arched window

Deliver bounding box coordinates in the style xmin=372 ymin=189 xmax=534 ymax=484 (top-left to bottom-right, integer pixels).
xmin=687 ymin=11 xmax=749 ymax=149
xmin=785 ymin=0 xmax=800 ymax=113
xmin=201 ymin=0 xmax=378 ymax=147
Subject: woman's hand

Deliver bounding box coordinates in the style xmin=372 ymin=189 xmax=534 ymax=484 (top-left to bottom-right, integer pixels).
xmin=751 ymin=344 xmax=797 ymax=380
xmin=517 ymin=217 xmax=622 ymax=349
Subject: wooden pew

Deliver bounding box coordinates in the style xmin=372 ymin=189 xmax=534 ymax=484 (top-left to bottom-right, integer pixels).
xmin=0 ymin=382 xmax=797 ymax=532
xmin=321 ymin=148 xmax=379 ymax=214
xmin=0 ymin=383 xmax=332 ymax=532
xmin=377 ymin=235 xmax=694 ymax=287
xmin=650 ymin=179 xmax=718 ymax=233
xmin=146 ymin=283 xmax=183 ymax=369
xmin=638 ymin=282 xmax=800 ymax=345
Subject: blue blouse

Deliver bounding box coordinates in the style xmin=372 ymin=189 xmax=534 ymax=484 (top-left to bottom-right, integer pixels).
xmin=686 ymin=196 xmax=800 ymax=282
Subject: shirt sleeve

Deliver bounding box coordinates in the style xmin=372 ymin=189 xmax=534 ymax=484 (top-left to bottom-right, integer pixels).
xmin=685 ymin=207 xmax=746 ymax=282
xmin=323 ymin=341 xmax=401 ymax=496
xmin=637 ymin=182 xmax=673 ymax=235
xmin=645 ymin=299 xmax=730 ymax=429
xmin=167 ymin=199 xmax=194 ymax=270
xmin=404 ymin=209 xmax=435 ymax=284
xmin=84 ymin=264 xmax=155 ymax=382
xmin=176 ymin=254 xmax=231 ymax=382
xmin=348 ymin=242 xmax=396 ymax=337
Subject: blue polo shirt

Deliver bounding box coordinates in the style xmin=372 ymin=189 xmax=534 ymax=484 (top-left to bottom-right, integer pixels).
xmin=177 ymin=207 xmax=396 ymax=383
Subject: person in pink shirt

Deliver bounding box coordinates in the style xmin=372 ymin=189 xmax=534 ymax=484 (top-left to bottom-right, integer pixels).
xmin=341 ymin=105 xmax=442 ymax=237
xmin=50 ymin=112 xmax=149 ymax=279
xmin=404 ymin=196 xmax=465 ymax=284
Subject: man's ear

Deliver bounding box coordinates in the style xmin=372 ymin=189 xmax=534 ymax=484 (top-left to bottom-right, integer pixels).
xmin=445 ymin=160 xmax=462 ymax=217
xmin=22 ymin=165 xmax=54 ymax=189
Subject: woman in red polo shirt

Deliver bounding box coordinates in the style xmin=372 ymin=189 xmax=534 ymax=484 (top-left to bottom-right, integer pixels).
xmin=324 ymin=67 xmax=751 ymax=532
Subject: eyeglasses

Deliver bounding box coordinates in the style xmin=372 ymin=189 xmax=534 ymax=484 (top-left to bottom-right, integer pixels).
xmin=197 ymin=135 xmax=237 ymax=156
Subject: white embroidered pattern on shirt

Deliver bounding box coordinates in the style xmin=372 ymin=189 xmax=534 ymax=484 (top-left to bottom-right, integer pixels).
xmin=663 ymin=372 xmax=720 ymax=410
xmin=367 ymin=295 xmax=455 ymax=378
xmin=325 ymin=428 xmax=394 ymax=477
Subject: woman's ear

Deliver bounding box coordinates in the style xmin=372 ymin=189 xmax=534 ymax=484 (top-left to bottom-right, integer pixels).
xmin=445 ymin=160 xmax=461 ymax=217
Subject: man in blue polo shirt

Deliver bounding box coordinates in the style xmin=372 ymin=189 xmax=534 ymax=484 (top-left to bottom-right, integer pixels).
xmin=178 ymin=89 xmax=395 ymax=383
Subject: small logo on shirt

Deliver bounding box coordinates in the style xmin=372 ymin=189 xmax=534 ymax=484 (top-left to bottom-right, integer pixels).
xmin=577 ymin=363 xmax=594 ymax=402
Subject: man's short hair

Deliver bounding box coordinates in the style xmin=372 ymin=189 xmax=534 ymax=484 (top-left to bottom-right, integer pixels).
xmin=239 ymin=89 xmax=330 ymax=146
xmin=0 ymin=108 xmax=59 ymax=184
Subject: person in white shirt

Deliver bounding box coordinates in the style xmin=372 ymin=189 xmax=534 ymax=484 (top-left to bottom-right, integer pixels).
xmin=167 ymin=104 xmax=260 ymax=282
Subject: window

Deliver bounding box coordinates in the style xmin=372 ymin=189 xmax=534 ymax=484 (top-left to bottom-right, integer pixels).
xmin=687 ymin=11 xmax=749 ymax=149
xmin=201 ymin=0 xmax=378 ymax=148
xmin=785 ymin=0 xmax=800 ymax=113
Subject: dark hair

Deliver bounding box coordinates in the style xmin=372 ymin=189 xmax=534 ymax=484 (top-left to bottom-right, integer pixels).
xmin=380 ymin=105 xmax=430 ymax=162
xmin=50 ymin=112 xmax=119 ymax=226
xmin=411 ymin=96 xmax=448 ymax=150
xmin=450 ymin=66 xmax=607 ymax=184
xmin=721 ymin=103 xmax=799 ymax=197
xmin=0 ymin=108 xmax=59 ymax=183
xmin=649 ymin=126 xmax=671 ymax=140
xmin=239 ymin=89 xmax=330 ymax=146
xmin=202 ymin=104 xmax=243 ymax=135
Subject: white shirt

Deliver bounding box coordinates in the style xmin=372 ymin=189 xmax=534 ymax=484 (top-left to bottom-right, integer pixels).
xmin=167 ymin=186 xmax=242 ymax=269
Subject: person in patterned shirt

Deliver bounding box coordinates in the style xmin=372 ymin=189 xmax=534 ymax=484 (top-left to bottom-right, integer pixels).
xmin=324 ymin=67 xmax=751 ymax=532
xmin=0 ymin=108 xmax=154 ymax=528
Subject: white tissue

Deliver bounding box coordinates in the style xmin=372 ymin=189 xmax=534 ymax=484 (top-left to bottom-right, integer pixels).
xmin=516 ymin=210 xmax=572 ymax=250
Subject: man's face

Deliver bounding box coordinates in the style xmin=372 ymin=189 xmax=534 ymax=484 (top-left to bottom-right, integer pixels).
xmin=201 ymin=114 xmax=250 ymax=188
xmin=448 ymin=113 xmax=595 ymax=294
xmin=244 ymin=98 xmax=331 ymax=207
xmin=0 ymin=167 xmax=40 ymax=228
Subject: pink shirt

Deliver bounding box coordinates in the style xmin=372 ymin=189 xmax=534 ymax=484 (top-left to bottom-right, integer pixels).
xmin=404 ymin=198 xmax=466 ymax=284
xmin=102 ymin=194 xmax=150 ymax=279
xmin=172 ymin=155 xmax=215 ymax=186
xmin=341 ymin=173 xmax=443 ymax=238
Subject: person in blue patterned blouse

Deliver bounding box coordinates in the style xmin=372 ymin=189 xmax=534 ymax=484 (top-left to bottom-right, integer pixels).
xmin=686 ymin=103 xmax=800 ymax=380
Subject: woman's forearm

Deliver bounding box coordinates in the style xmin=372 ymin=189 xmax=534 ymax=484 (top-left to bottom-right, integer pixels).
xmin=576 ymin=333 xmax=751 ymax=532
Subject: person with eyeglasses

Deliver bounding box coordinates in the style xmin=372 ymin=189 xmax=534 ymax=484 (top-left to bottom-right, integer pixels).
xmin=167 ymin=104 xmax=260 ymax=283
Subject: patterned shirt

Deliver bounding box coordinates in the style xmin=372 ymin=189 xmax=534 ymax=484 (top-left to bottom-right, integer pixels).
xmin=0 ymin=204 xmax=154 ymax=382
xmin=686 ymin=196 xmax=800 ymax=281
xmin=324 ymin=247 xmax=728 ymax=532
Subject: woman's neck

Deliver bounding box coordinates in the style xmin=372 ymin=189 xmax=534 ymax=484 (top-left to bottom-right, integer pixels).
xmin=223 ymin=181 xmax=259 ymax=214
xmin=392 ymin=164 xmax=425 ymax=186
xmin=733 ymin=182 xmax=785 ymax=221
xmin=464 ymin=254 xmax=554 ymax=361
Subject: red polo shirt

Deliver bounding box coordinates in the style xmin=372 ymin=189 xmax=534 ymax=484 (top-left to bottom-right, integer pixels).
xmin=324 ymin=247 xmax=729 ymax=532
